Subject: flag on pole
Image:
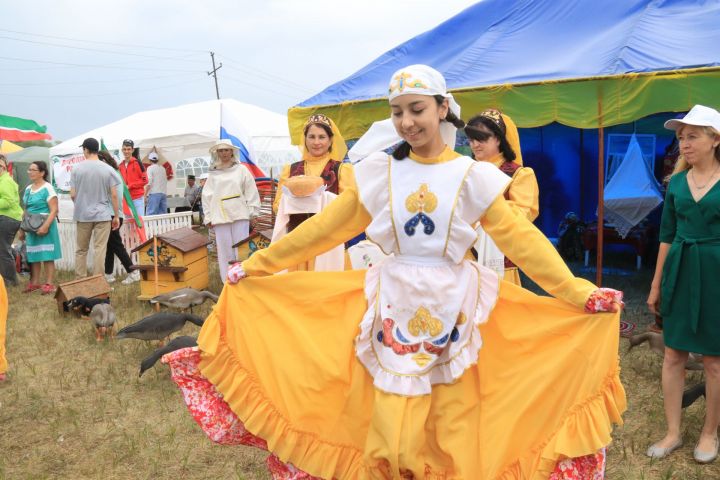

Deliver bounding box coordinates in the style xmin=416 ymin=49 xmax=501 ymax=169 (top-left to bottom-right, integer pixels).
xmin=0 ymin=114 xmax=52 ymax=142
xmin=220 ymin=104 xmax=265 ymax=178
xmin=101 ymin=139 xmax=146 ymax=243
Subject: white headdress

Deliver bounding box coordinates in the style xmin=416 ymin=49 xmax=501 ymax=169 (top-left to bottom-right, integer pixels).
xmin=348 ymin=64 xmax=461 ymax=162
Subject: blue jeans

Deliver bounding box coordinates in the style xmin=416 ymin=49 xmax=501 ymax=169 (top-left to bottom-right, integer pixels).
xmin=146 ymin=193 xmax=167 ymax=216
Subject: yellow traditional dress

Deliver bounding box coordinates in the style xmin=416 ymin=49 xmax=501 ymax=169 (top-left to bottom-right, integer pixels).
xmin=473 ymin=114 xmax=539 ymax=286
xmin=169 ymin=147 xmax=624 ymax=479
xmin=273 ymin=118 xmax=355 ymax=272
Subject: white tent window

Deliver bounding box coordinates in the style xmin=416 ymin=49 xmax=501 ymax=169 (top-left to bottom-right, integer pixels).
xmin=176 ymin=157 xmax=210 ymax=186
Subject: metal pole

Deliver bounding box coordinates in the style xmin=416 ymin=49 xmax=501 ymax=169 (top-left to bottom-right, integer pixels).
xmin=208 ymin=51 xmax=222 ymax=100
xmin=596 ymin=94 xmax=605 ymax=287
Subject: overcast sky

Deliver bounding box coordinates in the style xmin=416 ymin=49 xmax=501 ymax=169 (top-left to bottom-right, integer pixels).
xmin=2 ymin=0 xmax=479 ymax=141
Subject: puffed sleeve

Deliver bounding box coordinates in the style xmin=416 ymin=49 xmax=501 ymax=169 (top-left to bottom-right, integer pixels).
xmin=507 ymin=167 xmax=539 ymax=221
xmin=272 ymin=164 xmax=292 ymax=214
xmin=338 ymin=162 xmax=356 ymax=194
xmin=243 ymin=186 xmax=371 ymax=276
xmin=480 ymin=195 xmax=596 ymax=308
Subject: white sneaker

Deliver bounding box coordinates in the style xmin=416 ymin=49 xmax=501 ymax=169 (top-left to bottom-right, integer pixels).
xmin=104 ymin=274 xmax=116 ymax=283
xmin=121 ymin=270 xmax=141 ymax=285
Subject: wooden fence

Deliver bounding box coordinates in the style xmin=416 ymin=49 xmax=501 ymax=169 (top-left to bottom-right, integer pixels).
xmin=57 ymin=212 xmax=193 ymax=275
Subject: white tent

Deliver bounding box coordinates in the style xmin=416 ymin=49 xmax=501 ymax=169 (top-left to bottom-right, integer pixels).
xmin=50 ymin=98 xmax=299 ymax=193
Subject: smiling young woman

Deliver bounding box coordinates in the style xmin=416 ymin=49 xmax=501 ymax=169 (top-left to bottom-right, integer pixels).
xmin=164 ymin=64 xmax=625 ymax=480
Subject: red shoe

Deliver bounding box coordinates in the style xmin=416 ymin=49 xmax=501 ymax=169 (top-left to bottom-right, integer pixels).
xmin=23 ymin=283 xmax=40 ymax=293
xmin=40 ymin=284 xmax=56 ymax=295
xmin=0 ymin=373 xmax=6 ymax=381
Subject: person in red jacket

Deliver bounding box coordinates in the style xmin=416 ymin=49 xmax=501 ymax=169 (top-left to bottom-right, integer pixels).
xmin=118 ymin=139 xmax=148 ymax=216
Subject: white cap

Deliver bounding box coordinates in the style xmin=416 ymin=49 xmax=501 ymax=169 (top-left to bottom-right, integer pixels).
xmin=148 ymin=152 xmax=159 ymax=161
xmin=198 ymin=173 xmax=209 ymax=180
xmin=664 ymin=105 xmax=720 ymax=132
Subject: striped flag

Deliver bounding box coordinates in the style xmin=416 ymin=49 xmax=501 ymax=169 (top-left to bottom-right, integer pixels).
xmin=0 ymin=114 xmax=51 ymax=142
xmin=220 ymin=104 xmax=265 ymax=178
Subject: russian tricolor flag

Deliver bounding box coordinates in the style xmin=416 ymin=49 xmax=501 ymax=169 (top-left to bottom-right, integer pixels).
xmin=220 ymin=104 xmax=266 ymax=178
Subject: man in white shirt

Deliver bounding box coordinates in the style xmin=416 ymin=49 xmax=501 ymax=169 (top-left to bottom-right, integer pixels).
xmin=144 ymin=152 xmax=168 ymax=215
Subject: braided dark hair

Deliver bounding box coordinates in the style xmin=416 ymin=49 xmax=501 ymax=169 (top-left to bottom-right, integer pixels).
xmin=392 ymin=95 xmax=465 ymax=160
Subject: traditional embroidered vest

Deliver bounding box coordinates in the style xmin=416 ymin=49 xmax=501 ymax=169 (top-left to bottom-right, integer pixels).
xmin=286 ymin=160 xmax=341 ymax=231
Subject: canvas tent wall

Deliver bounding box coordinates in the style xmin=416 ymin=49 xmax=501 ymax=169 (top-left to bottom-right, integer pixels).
xmin=50 ymin=98 xmax=299 ymax=194
xmin=288 ymin=0 xmax=720 ymax=283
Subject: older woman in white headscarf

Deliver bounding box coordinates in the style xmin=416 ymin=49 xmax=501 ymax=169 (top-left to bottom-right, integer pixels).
xmin=202 ymin=139 xmax=260 ymax=282
xmin=165 ymin=65 xmax=624 ymax=480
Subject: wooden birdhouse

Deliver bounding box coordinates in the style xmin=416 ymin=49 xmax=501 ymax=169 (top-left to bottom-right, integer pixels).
xmin=233 ymin=231 xmax=271 ymax=263
xmin=131 ymin=227 xmax=211 ymax=300
xmin=54 ymin=274 xmax=111 ymax=315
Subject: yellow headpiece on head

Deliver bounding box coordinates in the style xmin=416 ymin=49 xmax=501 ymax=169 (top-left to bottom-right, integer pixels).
xmin=302 ymin=114 xmax=348 ymax=162
xmin=500 ymin=113 xmax=523 ymax=166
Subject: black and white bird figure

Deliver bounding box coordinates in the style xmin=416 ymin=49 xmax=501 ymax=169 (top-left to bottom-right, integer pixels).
xmin=115 ymin=312 xmax=204 ymax=344
xmin=139 ymin=336 xmax=197 ymax=377
xmin=89 ymin=303 xmax=116 ymax=342
xmin=628 ymin=331 xmax=704 ymax=370
xmin=149 ymin=288 xmax=218 ymax=313
xmin=65 ymin=296 xmax=111 ymax=316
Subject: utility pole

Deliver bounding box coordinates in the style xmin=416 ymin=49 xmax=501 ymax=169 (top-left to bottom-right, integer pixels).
xmin=208 ymin=51 xmax=222 ymax=100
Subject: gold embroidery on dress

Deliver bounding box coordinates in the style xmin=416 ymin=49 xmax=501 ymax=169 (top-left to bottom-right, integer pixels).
xmin=405 ymin=184 xmax=438 ymax=213
xmin=412 ymin=352 xmax=432 ymax=368
xmin=408 ymin=306 xmax=443 ymax=337
xmin=456 ymin=312 xmax=467 ymax=326
xmin=389 ymin=72 xmax=429 ymax=94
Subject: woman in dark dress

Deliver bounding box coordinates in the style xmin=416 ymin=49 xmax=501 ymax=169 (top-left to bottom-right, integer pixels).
xmin=647 ymin=104 xmax=720 ymax=463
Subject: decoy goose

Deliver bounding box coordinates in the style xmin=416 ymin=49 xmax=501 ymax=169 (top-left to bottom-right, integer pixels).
xmin=682 ymin=382 xmax=706 ymax=409
xmin=628 ymin=331 xmax=704 ymax=370
xmin=66 ymin=296 xmax=110 ymax=316
xmin=149 ymin=288 xmax=218 ymax=313
xmin=116 ymin=312 xmax=204 ymax=343
xmin=138 ymin=336 xmax=197 ymax=377
xmin=89 ymin=303 xmax=116 ymax=341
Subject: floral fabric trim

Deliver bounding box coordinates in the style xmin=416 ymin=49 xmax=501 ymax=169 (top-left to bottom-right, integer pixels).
xmin=584 ymin=288 xmax=624 ymax=313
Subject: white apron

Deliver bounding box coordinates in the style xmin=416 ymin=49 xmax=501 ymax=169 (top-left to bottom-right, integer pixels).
xmin=354 ymin=152 xmax=510 ymax=396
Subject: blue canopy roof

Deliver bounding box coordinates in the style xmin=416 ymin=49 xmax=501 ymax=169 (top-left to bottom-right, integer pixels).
xmin=299 ymin=0 xmax=720 ymax=107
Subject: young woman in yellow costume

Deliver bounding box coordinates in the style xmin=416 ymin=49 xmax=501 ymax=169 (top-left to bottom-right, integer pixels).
xmin=273 ymin=114 xmax=355 ymax=271
xmin=465 ymin=109 xmax=539 ymax=285
xmin=164 ymin=65 xmax=626 ymax=480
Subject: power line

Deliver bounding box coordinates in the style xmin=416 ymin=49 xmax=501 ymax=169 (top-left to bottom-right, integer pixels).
xmin=0 ymin=77 xmax=207 ymax=99
xmin=222 ymin=74 xmax=303 ymax=100
xmin=0 ymin=56 xmax=202 ymax=73
xmin=0 ymin=28 xmax=206 ymax=53
xmin=1 ymin=52 xmax=208 ymax=72
xmin=0 ymin=35 xmax=208 ymax=63
xmin=0 ymin=73 xmax=204 ymax=87
xmin=217 ymin=54 xmax=316 ymax=93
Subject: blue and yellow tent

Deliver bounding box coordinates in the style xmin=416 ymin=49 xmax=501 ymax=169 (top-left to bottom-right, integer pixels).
xmin=288 ymin=0 xmax=720 ymax=282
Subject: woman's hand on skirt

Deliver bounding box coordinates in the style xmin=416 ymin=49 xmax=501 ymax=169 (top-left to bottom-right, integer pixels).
xmin=227 ymin=262 xmax=247 ymax=284
xmin=646 ymin=285 xmax=661 ymax=315
xmin=585 ymin=288 xmax=624 ymax=313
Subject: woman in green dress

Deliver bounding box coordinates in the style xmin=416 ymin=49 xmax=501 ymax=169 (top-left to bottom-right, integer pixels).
xmin=647 ymin=104 xmax=720 ymax=463
xmin=19 ymin=161 xmax=61 ymax=294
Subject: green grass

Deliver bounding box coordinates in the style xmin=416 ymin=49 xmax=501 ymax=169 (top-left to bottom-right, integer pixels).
xmin=1 ymin=252 xmax=719 ymax=479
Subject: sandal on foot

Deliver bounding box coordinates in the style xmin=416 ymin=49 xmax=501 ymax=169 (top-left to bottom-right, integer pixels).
xmin=40 ymin=283 xmax=56 ymax=295
xmin=23 ymin=283 xmax=40 ymax=293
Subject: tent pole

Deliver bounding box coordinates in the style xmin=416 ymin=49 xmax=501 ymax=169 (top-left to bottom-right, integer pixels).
xmin=596 ymin=96 xmax=605 ymax=286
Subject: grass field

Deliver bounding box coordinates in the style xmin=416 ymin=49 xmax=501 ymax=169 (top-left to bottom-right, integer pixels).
xmin=1 ymin=253 xmax=718 ymax=479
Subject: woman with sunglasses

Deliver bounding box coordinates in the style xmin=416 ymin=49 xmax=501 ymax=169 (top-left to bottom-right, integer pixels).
xmin=0 ymin=154 xmax=22 ymax=287
xmin=19 ymin=161 xmax=61 ymax=294
xmin=465 ymin=109 xmax=539 ymax=285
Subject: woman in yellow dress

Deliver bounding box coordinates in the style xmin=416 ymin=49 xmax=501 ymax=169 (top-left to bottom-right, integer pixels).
xmin=465 ymin=109 xmax=539 ymax=285
xmin=164 ymin=65 xmax=625 ymax=480
xmin=272 ymin=114 xmax=355 ymax=271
